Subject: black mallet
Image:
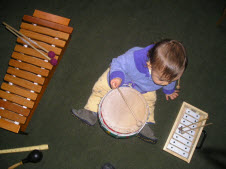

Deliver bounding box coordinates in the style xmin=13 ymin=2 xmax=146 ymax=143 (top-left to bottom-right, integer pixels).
xmin=8 ymin=150 xmax=43 ymax=169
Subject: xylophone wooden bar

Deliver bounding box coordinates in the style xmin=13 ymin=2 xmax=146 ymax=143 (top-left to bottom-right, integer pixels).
xmin=23 ymin=15 xmax=73 ymax=34
xmin=19 ymin=29 xmax=66 ymax=47
xmin=33 ymin=10 xmax=70 ymax=26
xmin=4 ymin=74 xmax=42 ymax=93
xmin=11 ymin=52 xmax=53 ymax=70
xmin=0 ymin=9 xmax=73 ymax=133
xmin=0 ymin=107 xmax=26 ymax=124
xmin=1 ymin=82 xmax=37 ymax=101
xmin=20 ymin=22 xmax=70 ymax=40
xmin=17 ymin=37 xmax=62 ymax=56
xmin=163 ymin=102 xmax=208 ymax=163
xmin=0 ymin=99 xmax=30 ymax=116
xmin=14 ymin=44 xmax=59 ymax=61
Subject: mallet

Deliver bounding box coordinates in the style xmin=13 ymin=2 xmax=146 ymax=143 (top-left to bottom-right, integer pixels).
xmin=176 ymin=78 xmax=180 ymax=89
xmin=180 ymin=123 xmax=213 ymax=134
xmin=3 ymin=22 xmax=57 ymax=65
xmin=178 ymin=117 xmax=209 ymax=132
xmin=117 ymin=88 xmax=143 ymax=127
xmin=8 ymin=150 xmax=43 ymax=169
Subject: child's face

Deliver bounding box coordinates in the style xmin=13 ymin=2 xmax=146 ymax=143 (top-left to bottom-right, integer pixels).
xmin=151 ymin=69 xmax=180 ymax=86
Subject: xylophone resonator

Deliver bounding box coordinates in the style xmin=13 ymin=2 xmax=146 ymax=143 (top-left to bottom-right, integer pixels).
xmin=163 ymin=102 xmax=209 ymax=163
xmin=0 ymin=10 xmax=73 ymax=133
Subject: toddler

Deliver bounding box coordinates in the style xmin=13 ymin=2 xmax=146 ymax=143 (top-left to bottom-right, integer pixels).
xmin=72 ymin=39 xmax=187 ymax=144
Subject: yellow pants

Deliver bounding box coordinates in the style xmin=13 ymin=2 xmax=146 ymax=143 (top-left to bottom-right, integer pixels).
xmin=84 ymin=69 xmax=157 ymax=123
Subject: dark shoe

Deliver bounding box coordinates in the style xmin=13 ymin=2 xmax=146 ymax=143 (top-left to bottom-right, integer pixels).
xmin=101 ymin=163 xmax=116 ymax=169
xmin=137 ymin=124 xmax=158 ymax=144
xmin=71 ymin=109 xmax=97 ymax=126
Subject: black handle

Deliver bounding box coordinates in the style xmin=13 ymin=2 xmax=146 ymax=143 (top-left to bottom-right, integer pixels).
xmin=196 ymin=130 xmax=207 ymax=149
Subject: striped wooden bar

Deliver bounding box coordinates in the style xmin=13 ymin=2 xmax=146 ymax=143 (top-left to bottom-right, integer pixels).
xmin=0 ymin=10 xmax=73 ymax=133
xmin=17 ymin=38 xmax=62 ymax=55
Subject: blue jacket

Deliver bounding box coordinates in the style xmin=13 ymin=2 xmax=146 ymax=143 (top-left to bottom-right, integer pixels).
xmin=108 ymin=45 xmax=176 ymax=94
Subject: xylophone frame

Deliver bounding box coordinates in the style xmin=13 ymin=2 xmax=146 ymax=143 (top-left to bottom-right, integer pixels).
xmin=163 ymin=102 xmax=208 ymax=163
xmin=0 ymin=10 xmax=73 ymax=133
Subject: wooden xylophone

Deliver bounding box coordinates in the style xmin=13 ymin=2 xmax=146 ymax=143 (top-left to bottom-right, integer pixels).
xmin=0 ymin=10 xmax=73 ymax=133
xmin=163 ymin=102 xmax=208 ymax=163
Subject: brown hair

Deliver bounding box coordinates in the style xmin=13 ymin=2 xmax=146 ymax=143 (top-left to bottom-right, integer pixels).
xmin=148 ymin=39 xmax=187 ymax=82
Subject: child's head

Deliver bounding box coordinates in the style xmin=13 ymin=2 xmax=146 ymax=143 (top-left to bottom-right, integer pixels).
xmin=148 ymin=39 xmax=187 ymax=86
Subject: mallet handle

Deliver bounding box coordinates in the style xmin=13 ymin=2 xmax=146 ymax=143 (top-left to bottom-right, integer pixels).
xmin=5 ymin=26 xmax=50 ymax=60
xmin=8 ymin=161 xmax=23 ymax=169
xmin=182 ymin=123 xmax=213 ymax=134
xmin=117 ymin=88 xmax=142 ymax=127
xmin=3 ymin=22 xmax=50 ymax=60
xmin=3 ymin=22 xmax=49 ymax=53
xmin=0 ymin=144 xmax=48 ymax=154
xmin=176 ymin=78 xmax=180 ymax=89
xmin=183 ymin=117 xmax=208 ymax=129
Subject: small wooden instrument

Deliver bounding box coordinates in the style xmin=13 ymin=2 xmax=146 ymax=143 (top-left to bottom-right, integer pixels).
xmin=0 ymin=144 xmax=48 ymax=154
xmin=163 ymin=102 xmax=209 ymax=163
xmin=0 ymin=10 xmax=73 ymax=133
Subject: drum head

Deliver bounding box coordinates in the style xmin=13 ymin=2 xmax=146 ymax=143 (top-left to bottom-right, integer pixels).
xmin=99 ymin=87 xmax=149 ymax=134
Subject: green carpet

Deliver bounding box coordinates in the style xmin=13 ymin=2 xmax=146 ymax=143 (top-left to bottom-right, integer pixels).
xmin=0 ymin=0 xmax=226 ymax=168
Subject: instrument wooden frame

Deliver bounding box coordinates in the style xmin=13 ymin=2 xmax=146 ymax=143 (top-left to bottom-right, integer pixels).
xmin=163 ymin=102 xmax=208 ymax=163
xmin=0 ymin=10 xmax=73 ymax=133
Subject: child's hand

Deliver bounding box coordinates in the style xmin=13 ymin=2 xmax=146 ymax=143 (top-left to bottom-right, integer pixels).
xmin=110 ymin=78 xmax=122 ymax=89
xmin=165 ymin=90 xmax=179 ymax=100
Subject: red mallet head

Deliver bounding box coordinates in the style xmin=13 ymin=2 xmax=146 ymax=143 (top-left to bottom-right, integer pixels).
xmin=48 ymin=51 xmax=56 ymax=58
xmin=50 ymin=58 xmax=58 ymax=66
